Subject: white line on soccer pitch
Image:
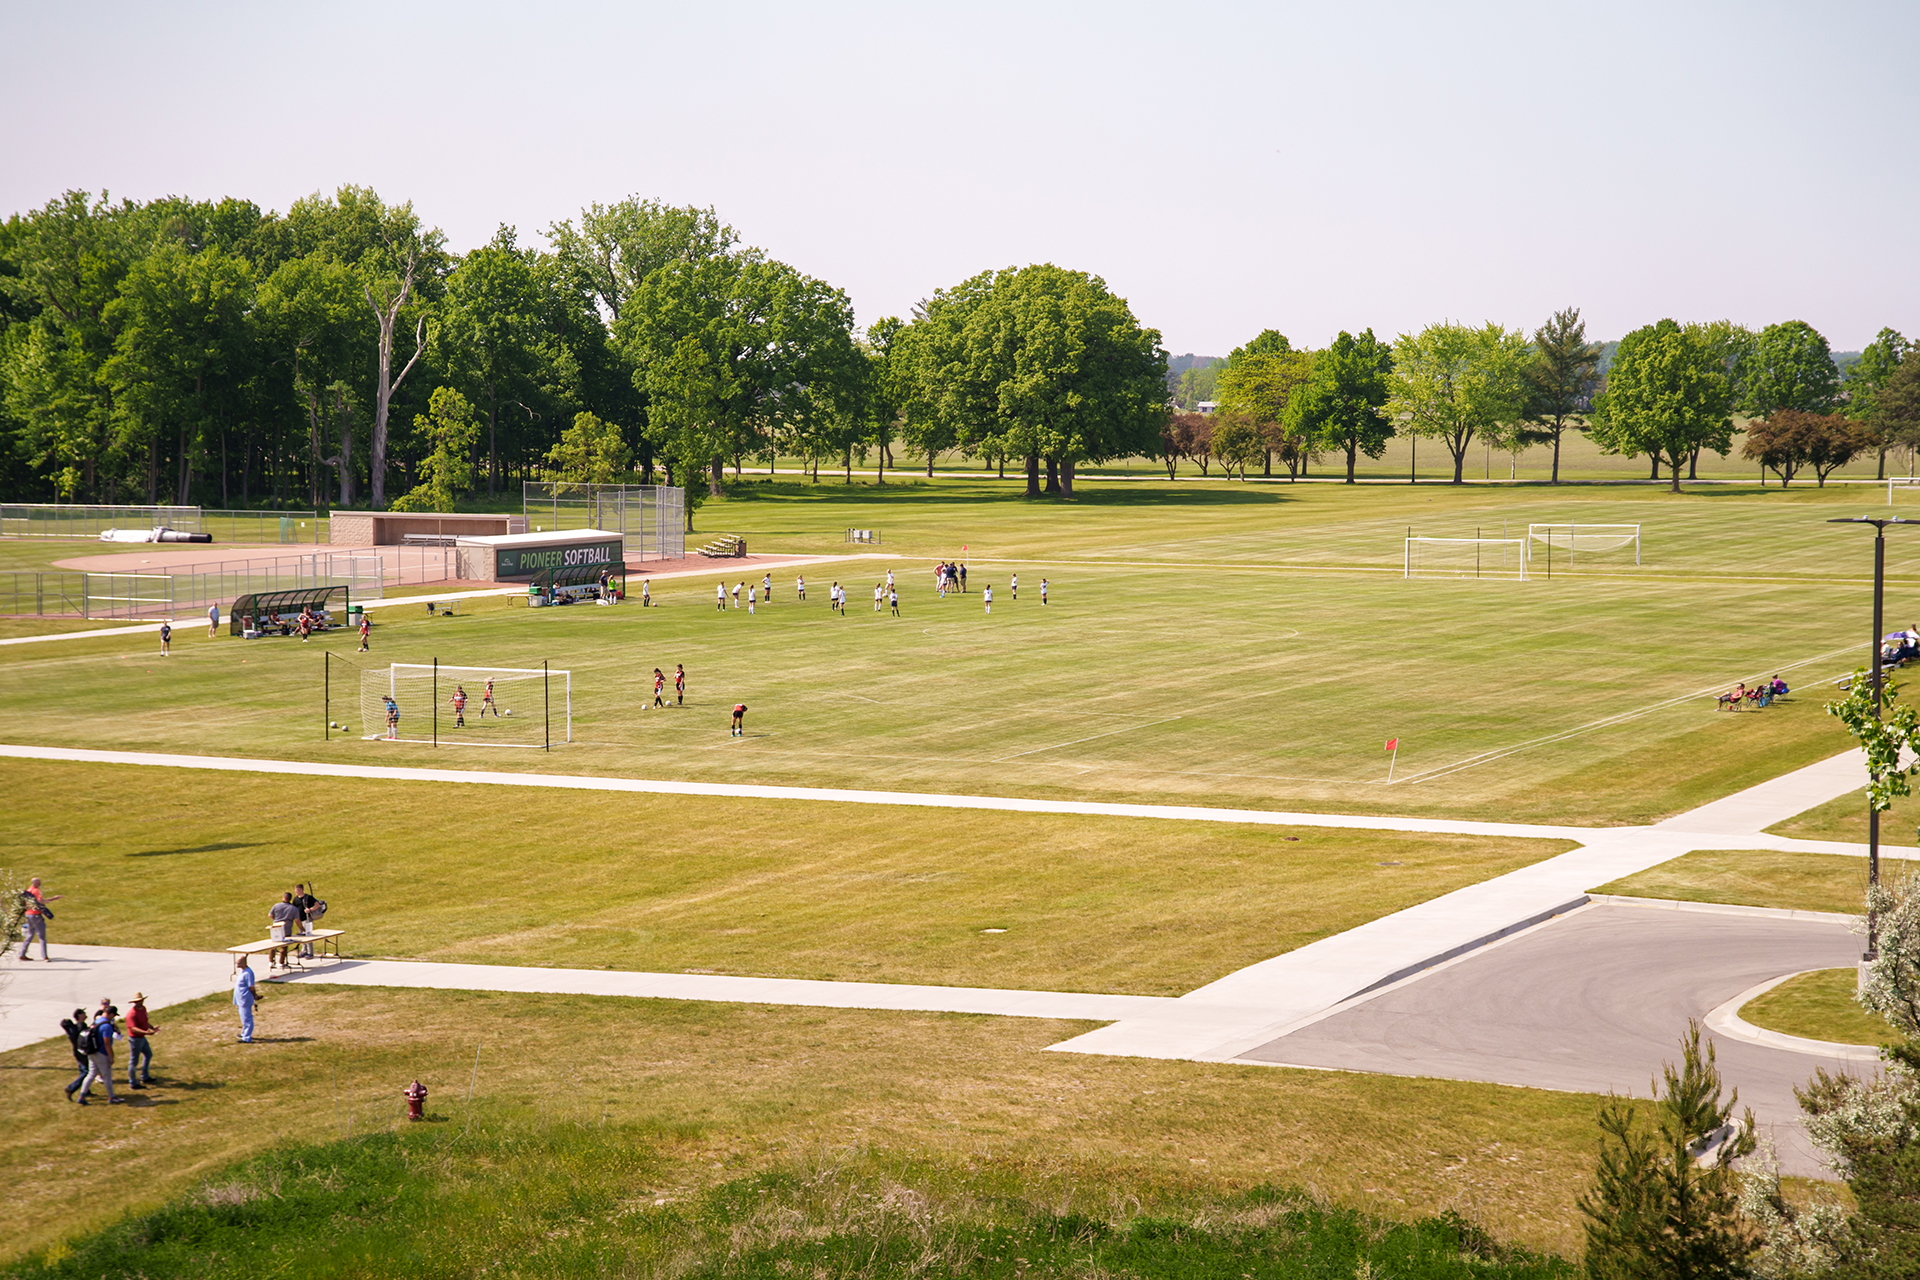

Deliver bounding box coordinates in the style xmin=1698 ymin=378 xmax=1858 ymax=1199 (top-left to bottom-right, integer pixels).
xmin=0 ymin=743 xmax=1600 ymax=840
xmin=992 ymin=716 xmax=1187 ymax=762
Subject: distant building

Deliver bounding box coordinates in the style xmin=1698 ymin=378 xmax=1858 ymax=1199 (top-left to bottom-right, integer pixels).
xmin=1196 ymin=401 xmax=1218 ymax=416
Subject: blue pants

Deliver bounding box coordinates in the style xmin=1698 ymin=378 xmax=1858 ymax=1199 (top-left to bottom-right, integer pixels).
xmin=236 ymin=999 xmax=254 ymax=1041
xmin=128 ymin=1036 xmax=152 ymax=1084
xmin=65 ymin=1058 xmax=88 ymax=1096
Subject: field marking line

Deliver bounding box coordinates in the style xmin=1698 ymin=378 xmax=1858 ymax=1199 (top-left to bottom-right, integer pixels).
xmin=0 ymin=621 xmax=172 ymax=647
xmin=0 ymin=743 xmax=1600 ymax=841
xmin=992 ymin=716 xmax=1186 ymax=762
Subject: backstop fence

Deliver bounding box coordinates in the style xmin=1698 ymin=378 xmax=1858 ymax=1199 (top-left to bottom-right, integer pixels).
xmin=522 ymin=483 xmax=685 ymax=560
xmin=1 ymin=552 xmax=396 ymax=620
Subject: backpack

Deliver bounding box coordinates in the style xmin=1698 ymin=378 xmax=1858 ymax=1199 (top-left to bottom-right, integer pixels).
xmin=78 ymin=1022 xmax=102 ymax=1056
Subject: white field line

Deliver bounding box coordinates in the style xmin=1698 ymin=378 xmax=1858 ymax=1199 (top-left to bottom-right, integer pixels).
xmin=1393 ymin=645 xmax=1861 ymax=786
xmin=992 ymin=716 xmax=1185 ymax=762
xmin=0 ymin=743 xmax=1599 ymax=841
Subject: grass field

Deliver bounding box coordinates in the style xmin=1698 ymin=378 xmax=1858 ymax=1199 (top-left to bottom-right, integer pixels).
xmin=1740 ymin=967 xmax=1895 ymax=1046
xmin=1591 ymin=849 xmax=1873 ymax=915
xmin=0 ymin=479 xmax=1896 ymax=825
xmin=0 ymin=759 xmax=1567 ymax=994
xmin=0 ymin=985 xmax=1603 ymax=1267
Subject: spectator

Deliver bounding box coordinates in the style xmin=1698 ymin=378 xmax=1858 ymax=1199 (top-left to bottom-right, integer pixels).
xmin=207 ymin=601 xmax=220 ymax=638
xmin=17 ymin=876 xmax=59 ymax=960
xmin=78 ymin=1005 xmax=121 ymax=1104
xmin=159 ymin=621 xmax=172 ymax=656
xmin=294 ymin=883 xmax=319 ymax=959
xmin=233 ymin=956 xmax=258 ymax=1043
xmin=59 ymin=1008 xmax=90 ymax=1101
xmin=268 ymin=892 xmax=300 ymax=968
xmin=126 ymin=993 xmax=157 ymax=1088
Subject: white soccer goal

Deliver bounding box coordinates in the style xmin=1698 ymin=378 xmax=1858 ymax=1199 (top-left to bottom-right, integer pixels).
xmin=358 ymin=663 xmax=571 ymax=748
xmin=1526 ymin=523 xmax=1641 ymax=566
xmin=1404 ymin=537 xmax=1529 ymax=580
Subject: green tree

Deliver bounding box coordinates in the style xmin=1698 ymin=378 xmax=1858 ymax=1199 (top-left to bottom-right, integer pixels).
xmin=901 ymin=265 xmax=1167 ymax=498
xmin=1522 ymin=307 xmax=1602 ymax=483
xmin=1848 ymin=329 xmax=1912 ymax=479
xmin=1290 ymin=329 xmax=1393 ymax=483
xmin=542 ymin=410 xmax=631 ymax=484
xmin=255 ymin=252 xmax=367 ymax=507
xmin=861 ymin=316 xmax=907 ymax=484
xmin=1209 ymin=411 xmax=1262 ymax=479
xmin=1216 ymin=346 xmax=1314 ymax=477
xmin=391 ymin=386 xmax=478 ymax=512
xmin=101 ymin=243 xmax=256 ymax=505
xmin=545 ymin=198 xmax=735 ymax=325
xmin=1577 ymin=1022 xmax=1757 ymax=1279
xmin=1387 ymin=322 xmax=1531 ymax=484
xmin=441 ymin=228 xmax=542 ymax=496
xmin=1883 ymin=352 xmax=1920 ymax=460
xmin=1590 ymin=320 xmax=1732 ymax=493
xmin=1745 ymin=319 xmax=1839 ymax=417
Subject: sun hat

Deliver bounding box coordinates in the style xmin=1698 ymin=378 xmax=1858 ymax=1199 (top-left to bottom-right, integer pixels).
xmin=131 ymin=992 xmax=145 ymax=1001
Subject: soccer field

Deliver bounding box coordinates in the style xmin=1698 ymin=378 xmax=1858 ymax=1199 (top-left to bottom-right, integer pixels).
xmin=0 ymin=478 xmax=1901 ymax=824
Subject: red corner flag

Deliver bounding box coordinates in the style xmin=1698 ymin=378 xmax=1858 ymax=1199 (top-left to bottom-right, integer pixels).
xmin=1384 ymin=738 xmax=1398 ymax=752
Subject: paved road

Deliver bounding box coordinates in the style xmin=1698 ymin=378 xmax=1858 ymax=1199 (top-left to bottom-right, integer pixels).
xmin=1239 ymin=902 xmax=1871 ymax=1177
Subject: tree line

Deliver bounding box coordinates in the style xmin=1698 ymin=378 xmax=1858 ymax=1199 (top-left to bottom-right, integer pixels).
xmin=1168 ymin=314 xmax=1917 ymax=491
xmin=2 ymin=186 xmax=1912 ymax=513
xmin=0 ymin=189 xmax=1168 ymax=513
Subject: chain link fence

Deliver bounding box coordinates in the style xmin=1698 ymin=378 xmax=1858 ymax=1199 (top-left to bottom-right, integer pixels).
xmin=1 ymin=504 xmax=325 ymax=544
xmin=522 ymin=483 xmax=685 ymax=560
xmin=0 ymin=552 xmax=425 ymax=620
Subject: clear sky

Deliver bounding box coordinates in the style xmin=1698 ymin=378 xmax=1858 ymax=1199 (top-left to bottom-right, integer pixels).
xmin=5 ymin=1 xmax=1915 ymax=354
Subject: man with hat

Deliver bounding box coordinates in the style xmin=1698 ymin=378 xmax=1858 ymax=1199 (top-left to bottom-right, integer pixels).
xmin=125 ymin=992 xmax=157 ymax=1087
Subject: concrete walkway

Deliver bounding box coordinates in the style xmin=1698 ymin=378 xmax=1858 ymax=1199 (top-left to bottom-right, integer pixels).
xmin=0 ymin=744 xmax=1881 ymax=1063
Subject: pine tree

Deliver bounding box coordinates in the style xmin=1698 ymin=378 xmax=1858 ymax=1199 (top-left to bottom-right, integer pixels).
xmin=1577 ymin=1022 xmax=1757 ymax=1278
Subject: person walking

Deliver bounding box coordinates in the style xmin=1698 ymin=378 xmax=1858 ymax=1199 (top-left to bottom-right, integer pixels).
xmin=17 ymin=876 xmax=59 ymax=960
xmin=233 ymin=956 xmax=258 ymax=1043
xmin=159 ymin=621 xmax=172 ymax=656
xmin=674 ymin=664 xmax=686 ymax=705
xmin=60 ymin=1009 xmax=91 ymax=1101
xmin=76 ymin=1007 xmax=121 ymax=1104
xmin=358 ymin=612 xmax=371 ymax=652
xmin=207 ymin=602 xmax=220 ymax=638
xmin=125 ymin=993 xmax=156 ymax=1088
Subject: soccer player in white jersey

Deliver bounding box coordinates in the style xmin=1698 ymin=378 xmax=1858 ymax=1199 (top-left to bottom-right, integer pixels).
xmin=1040 ymin=578 xmax=1049 ymax=605
xmin=747 ymin=584 xmax=756 ymax=615
xmin=1010 ymin=573 xmax=1018 ymax=601
xmin=873 ymin=582 xmax=883 ymax=612
xmin=762 ymin=572 xmax=771 ymax=602
xmin=983 ymin=584 xmax=993 ymax=614
xmin=796 ymin=575 xmax=806 ymax=601
xmin=717 ymin=582 xmax=726 ymax=611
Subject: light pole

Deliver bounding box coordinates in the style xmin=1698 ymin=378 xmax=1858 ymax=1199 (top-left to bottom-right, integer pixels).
xmin=1829 ymin=515 xmax=1920 ymax=960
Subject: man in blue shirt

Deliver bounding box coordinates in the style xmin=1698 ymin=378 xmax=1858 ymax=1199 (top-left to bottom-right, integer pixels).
xmin=233 ymin=956 xmax=258 ymax=1043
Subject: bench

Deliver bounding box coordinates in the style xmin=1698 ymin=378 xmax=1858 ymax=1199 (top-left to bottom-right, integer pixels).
xmin=227 ymin=927 xmax=346 ymax=973
xmin=242 ymin=609 xmax=338 ymax=638
xmin=697 ymin=534 xmax=746 ymax=558
xmin=401 ymin=533 xmax=460 ymax=546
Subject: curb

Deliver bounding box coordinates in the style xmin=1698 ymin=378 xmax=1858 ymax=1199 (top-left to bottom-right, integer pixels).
xmin=1704 ymin=970 xmax=1884 ymax=1063
xmin=1587 ymin=894 xmax=1858 ymax=926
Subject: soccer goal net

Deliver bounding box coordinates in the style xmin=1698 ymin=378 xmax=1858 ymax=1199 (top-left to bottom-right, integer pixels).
xmin=1526 ymin=523 xmax=1641 ymax=565
xmin=1404 ymin=537 xmax=1529 ymax=580
xmin=357 ymin=663 xmax=571 ymax=748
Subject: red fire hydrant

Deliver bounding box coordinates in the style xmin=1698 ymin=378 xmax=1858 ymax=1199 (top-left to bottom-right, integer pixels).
xmin=404 ymin=1079 xmax=427 ymax=1121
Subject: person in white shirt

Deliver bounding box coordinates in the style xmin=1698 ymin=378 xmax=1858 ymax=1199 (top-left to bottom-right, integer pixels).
xmin=983 ymin=585 xmax=993 ymax=614
xmin=796 ymin=575 xmax=806 ymax=601
xmin=873 ymin=583 xmax=883 ymax=612
xmin=207 ymin=602 xmax=220 ymax=637
xmin=1010 ymin=573 xmax=1018 ymax=601
xmin=717 ymin=583 xmax=726 ymax=612
xmin=747 ymin=584 xmax=756 ymax=615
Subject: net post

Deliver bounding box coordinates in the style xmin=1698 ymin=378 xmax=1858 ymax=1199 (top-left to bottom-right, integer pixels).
xmin=433 ymin=657 xmax=439 ymax=749
xmin=1404 ymin=527 xmax=1410 ymax=578
xmin=325 ymin=652 xmax=330 ymax=741
xmin=544 ymin=660 xmax=551 ymax=753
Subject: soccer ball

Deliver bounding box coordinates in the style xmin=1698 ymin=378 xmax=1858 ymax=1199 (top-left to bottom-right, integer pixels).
xmin=504 ymin=709 xmax=512 ymax=717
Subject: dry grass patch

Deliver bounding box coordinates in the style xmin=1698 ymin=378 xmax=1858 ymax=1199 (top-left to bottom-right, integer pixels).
xmin=1591 ymin=849 xmax=1870 ymax=915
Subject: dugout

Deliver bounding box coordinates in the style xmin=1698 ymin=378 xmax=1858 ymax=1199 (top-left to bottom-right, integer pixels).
xmin=530 ymin=562 xmax=624 ymax=605
xmin=452 ymin=528 xmax=625 ymax=584
xmin=232 ymin=585 xmax=349 ymax=637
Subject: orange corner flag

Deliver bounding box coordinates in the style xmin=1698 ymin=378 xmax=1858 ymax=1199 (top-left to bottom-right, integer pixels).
xmin=1385 ymin=738 xmax=1398 ymax=752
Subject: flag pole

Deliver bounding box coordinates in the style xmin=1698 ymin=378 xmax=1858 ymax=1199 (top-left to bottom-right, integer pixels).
xmin=1386 ymin=738 xmax=1399 ymax=783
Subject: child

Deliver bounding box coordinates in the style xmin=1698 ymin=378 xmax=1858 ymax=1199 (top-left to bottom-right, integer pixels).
xmin=717 ymin=583 xmax=726 ymax=611
xmin=747 ymin=584 xmax=756 ymax=615
xmin=675 ymin=664 xmax=685 ymax=705
xmin=873 ymin=583 xmax=883 ymax=613
xmin=796 ymin=574 xmax=806 ymax=601
xmin=159 ymin=621 xmax=172 ymax=656
xmin=983 ymin=584 xmax=992 ymax=614
xmin=732 ymin=582 xmax=742 ymax=609
xmin=763 ymin=572 xmax=772 ymax=602
xmin=888 ymin=586 xmax=900 ymax=617
xmin=731 ymin=703 xmax=747 ymax=737
xmin=641 ymin=579 xmax=651 ymax=607
xmin=385 ymin=695 xmax=400 ymax=740
xmin=358 ymin=613 xmax=371 ymax=652
xmin=1040 ymin=578 xmax=1048 ymax=606
xmin=652 ymin=668 xmax=666 ymax=709
xmin=1010 ymin=573 xmax=1018 ymax=601
xmin=450 ymin=684 xmax=467 ymax=727
xmin=481 ymin=677 xmax=500 ymax=717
